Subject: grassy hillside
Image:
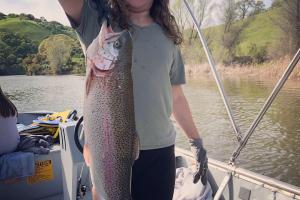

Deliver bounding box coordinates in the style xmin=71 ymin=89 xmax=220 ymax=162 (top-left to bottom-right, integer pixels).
xmin=0 ymin=8 xmax=286 ymax=75
xmin=237 ymin=8 xmax=281 ymax=56
xmin=182 ymin=7 xmax=282 ymax=64
xmin=0 ymin=18 xmax=50 ymax=42
xmin=0 ymin=15 xmax=84 ymax=75
xmin=0 ymin=16 xmax=76 ymax=43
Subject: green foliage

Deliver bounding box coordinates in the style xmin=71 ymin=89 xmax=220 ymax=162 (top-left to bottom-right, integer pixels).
xmin=182 ymin=7 xmax=282 ymax=65
xmin=7 ymin=14 xmax=19 ymax=18
xmin=0 ymin=12 xmax=6 ymax=20
xmin=0 ymin=18 xmax=53 ymax=42
xmin=39 ymin=34 xmax=74 ymax=74
xmin=19 ymin=13 xmax=35 ymax=21
xmin=271 ymin=0 xmax=300 ymax=56
xmin=271 ymin=0 xmax=284 ymax=8
xmin=252 ymin=1 xmax=265 ymax=15
xmin=0 ymin=16 xmax=76 ymax=43
xmin=0 ymin=32 xmax=37 ymax=75
xmin=23 ymin=54 xmax=48 ymax=75
xmin=247 ymin=43 xmax=268 ymax=63
xmin=37 ymin=20 xmax=76 ymax=39
xmin=0 ymin=13 xmax=84 ymax=76
xmin=236 ymin=0 xmax=255 ymax=19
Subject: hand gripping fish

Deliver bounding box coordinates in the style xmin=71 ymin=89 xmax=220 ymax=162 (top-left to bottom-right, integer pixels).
xmin=83 ymin=20 xmax=139 ymax=200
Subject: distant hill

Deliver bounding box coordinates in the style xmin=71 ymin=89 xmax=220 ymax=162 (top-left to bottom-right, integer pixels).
xmin=182 ymin=7 xmax=282 ymax=64
xmin=232 ymin=7 xmax=280 ymax=56
xmin=0 ymin=8 xmax=287 ymax=75
xmin=0 ymin=13 xmax=83 ymax=76
xmin=0 ymin=14 xmax=76 ymax=43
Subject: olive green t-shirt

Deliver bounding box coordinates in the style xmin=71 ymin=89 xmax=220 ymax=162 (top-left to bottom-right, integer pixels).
xmin=67 ymin=1 xmax=186 ymax=150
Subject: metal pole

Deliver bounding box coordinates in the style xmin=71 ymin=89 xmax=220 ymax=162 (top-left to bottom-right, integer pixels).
xmin=230 ymin=49 xmax=300 ymax=163
xmin=182 ymin=0 xmax=242 ymax=142
xmin=213 ymin=173 xmax=232 ymax=200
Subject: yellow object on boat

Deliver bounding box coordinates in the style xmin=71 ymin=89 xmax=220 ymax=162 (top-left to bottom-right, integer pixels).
xmin=32 ymin=110 xmax=77 ymax=139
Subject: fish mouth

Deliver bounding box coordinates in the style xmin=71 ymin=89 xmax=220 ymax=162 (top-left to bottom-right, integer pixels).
xmin=87 ymin=56 xmax=117 ymax=77
xmin=93 ymin=63 xmax=115 ymax=77
xmin=94 ymin=68 xmax=114 ymax=77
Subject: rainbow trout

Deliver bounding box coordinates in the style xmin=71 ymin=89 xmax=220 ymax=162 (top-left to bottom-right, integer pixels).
xmin=83 ymin=21 xmax=139 ymax=200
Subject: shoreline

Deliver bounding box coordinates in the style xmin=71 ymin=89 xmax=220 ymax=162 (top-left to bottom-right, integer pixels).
xmin=2 ymin=57 xmax=300 ymax=82
xmin=185 ymin=57 xmax=300 ymax=81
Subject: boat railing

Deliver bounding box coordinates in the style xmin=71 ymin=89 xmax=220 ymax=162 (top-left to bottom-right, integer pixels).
xmin=176 ymin=147 xmax=300 ymax=200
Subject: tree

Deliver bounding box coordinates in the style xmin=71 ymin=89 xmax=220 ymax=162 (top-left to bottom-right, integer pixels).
xmin=171 ymin=0 xmax=189 ymax=33
xmin=23 ymin=53 xmax=48 ymax=75
xmin=0 ymin=32 xmax=37 ymax=75
xmin=236 ymin=0 xmax=255 ymax=19
xmin=19 ymin=13 xmax=27 ymax=20
xmin=26 ymin=14 xmax=35 ymax=20
xmin=186 ymin=0 xmax=210 ymax=44
xmin=252 ymin=1 xmax=265 ymax=15
xmin=271 ymin=0 xmax=283 ymax=8
xmin=7 ymin=13 xmax=18 ymax=18
xmin=0 ymin=12 xmax=6 ymax=20
xmin=272 ymin=0 xmax=300 ymax=56
xmin=221 ymin=0 xmax=254 ymax=64
xmin=39 ymin=34 xmax=74 ymax=74
xmin=223 ymin=0 xmax=238 ymax=33
xmin=40 ymin=17 xmax=47 ymax=22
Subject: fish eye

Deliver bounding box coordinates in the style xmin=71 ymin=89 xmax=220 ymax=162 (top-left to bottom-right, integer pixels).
xmin=113 ymin=40 xmax=122 ymax=49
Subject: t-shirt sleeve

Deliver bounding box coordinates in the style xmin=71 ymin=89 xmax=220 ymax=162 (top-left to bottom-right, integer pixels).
xmin=66 ymin=0 xmax=102 ymax=49
xmin=170 ymin=46 xmax=186 ymax=85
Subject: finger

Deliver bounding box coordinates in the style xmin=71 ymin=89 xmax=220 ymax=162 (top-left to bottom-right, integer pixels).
xmin=201 ymin=160 xmax=208 ymax=185
xmin=199 ymin=162 xmax=204 ymax=176
xmin=201 ymin=160 xmax=208 ymax=176
xmin=201 ymin=173 xmax=208 ymax=185
xmin=193 ymin=172 xmax=201 ymax=184
xmin=83 ymin=144 xmax=91 ymax=167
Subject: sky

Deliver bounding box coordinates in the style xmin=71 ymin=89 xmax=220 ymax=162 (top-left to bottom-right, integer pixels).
xmin=0 ymin=0 xmax=70 ymax=25
xmin=0 ymin=0 xmax=273 ymax=26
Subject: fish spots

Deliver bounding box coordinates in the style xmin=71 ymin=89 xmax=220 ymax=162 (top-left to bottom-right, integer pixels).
xmin=84 ymin=67 xmax=136 ymax=199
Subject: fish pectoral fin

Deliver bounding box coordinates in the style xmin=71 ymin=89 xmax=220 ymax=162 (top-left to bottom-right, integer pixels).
xmin=132 ymin=131 xmax=140 ymax=165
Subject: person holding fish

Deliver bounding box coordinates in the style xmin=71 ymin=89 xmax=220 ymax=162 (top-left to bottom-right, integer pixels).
xmin=59 ymin=0 xmax=208 ymax=199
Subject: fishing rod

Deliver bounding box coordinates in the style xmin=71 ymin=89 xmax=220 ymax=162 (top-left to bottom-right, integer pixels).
xmin=182 ymin=0 xmax=242 ymax=143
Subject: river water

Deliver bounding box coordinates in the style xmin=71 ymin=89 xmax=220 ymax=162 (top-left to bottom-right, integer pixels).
xmin=1 ymin=75 xmax=299 ymax=187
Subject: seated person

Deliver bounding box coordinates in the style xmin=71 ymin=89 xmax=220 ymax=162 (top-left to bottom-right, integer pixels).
xmin=0 ymin=86 xmax=20 ymax=155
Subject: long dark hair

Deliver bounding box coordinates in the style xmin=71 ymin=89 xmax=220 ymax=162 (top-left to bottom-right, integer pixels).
xmin=89 ymin=0 xmax=183 ymax=45
xmin=0 ymin=86 xmax=18 ymax=117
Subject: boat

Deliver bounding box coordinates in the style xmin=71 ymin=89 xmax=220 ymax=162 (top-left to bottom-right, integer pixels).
xmin=1 ymin=1 xmax=299 ymax=199
xmin=0 ymin=111 xmax=299 ymax=200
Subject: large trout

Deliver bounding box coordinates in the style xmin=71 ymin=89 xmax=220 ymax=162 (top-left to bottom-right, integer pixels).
xmin=83 ymin=21 xmax=139 ymax=200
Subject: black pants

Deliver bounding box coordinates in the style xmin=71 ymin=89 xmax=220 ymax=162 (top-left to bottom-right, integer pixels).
xmin=131 ymin=145 xmax=176 ymax=200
